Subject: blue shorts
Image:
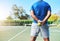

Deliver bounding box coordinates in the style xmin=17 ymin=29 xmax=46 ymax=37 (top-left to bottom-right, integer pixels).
xmin=31 ymin=23 xmax=49 ymax=38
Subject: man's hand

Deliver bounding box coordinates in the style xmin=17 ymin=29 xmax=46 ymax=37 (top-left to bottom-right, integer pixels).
xmin=41 ymin=20 xmax=46 ymax=25
xmin=37 ymin=20 xmax=42 ymax=26
xmin=37 ymin=20 xmax=45 ymax=26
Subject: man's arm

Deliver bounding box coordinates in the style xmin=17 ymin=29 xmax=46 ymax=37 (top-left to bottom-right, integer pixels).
xmin=30 ymin=10 xmax=38 ymax=22
xmin=42 ymin=10 xmax=51 ymax=25
xmin=43 ymin=10 xmax=51 ymax=22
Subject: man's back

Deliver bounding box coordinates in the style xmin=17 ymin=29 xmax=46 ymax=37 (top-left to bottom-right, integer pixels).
xmin=31 ymin=1 xmax=51 ymax=23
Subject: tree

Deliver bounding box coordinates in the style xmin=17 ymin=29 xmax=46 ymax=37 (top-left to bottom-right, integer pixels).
xmin=12 ymin=4 xmax=19 ymax=19
xmin=11 ymin=4 xmax=30 ymax=20
xmin=6 ymin=16 xmax=13 ymax=20
xmin=18 ymin=6 xmax=30 ymax=19
xmin=48 ymin=14 xmax=58 ymax=22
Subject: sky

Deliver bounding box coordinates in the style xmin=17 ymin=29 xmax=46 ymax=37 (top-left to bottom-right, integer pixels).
xmin=0 ymin=0 xmax=60 ymax=20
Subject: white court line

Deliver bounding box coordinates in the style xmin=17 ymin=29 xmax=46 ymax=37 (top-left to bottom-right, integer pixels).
xmin=0 ymin=26 xmax=26 ymax=31
xmin=8 ymin=26 xmax=28 ymax=41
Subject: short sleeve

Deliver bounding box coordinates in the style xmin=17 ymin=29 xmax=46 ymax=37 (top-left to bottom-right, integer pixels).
xmin=30 ymin=5 xmax=34 ymax=11
xmin=48 ymin=6 xmax=51 ymax=12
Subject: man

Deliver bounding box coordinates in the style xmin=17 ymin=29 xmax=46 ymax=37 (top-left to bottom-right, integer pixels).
xmin=30 ymin=0 xmax=51 ymax=41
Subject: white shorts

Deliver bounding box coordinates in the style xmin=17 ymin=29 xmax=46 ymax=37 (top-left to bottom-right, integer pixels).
xmin=31 ymin=23 xmax=49 ymax=38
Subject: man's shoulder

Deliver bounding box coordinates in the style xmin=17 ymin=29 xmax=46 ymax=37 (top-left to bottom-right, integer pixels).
xmin=32 ymin=1 xmax=39 ymax=6
xmin=43 ymin=1 xmax=50 ymax=6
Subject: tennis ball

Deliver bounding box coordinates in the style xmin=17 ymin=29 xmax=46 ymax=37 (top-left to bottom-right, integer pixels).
xmin=37 ymin=22 xmax=41 ymax=26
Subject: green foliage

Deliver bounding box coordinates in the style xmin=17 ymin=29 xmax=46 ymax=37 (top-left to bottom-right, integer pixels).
xmin=6 ymin=16 xmax=13 ymax=20
xmin=11 ymin=4 xmax=30 ymax=20
xmin=1 ymin=20 xmax=33 ymax=26
xmin=47 ymin=21 xmax=53 ymax=24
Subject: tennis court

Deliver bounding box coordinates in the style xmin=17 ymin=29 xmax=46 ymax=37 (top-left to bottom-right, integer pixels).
xmin=0 ymin=26 xmax=60 ymax=41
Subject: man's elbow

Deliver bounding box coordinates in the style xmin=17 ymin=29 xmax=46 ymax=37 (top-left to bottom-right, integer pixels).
xmin=49 ymin=13 xmax=51 ymax=17
xmin=30 ymin=11 xmax=34 ymax=17
xmin=48 ymin=11 xmax=51 ymax=17
xmin=49 ymin=12 xmax=51 ymax=17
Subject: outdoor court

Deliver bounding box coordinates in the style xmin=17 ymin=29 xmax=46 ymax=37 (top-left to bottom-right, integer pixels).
xmin=0 ymin=26 xmax=60 ymax=41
